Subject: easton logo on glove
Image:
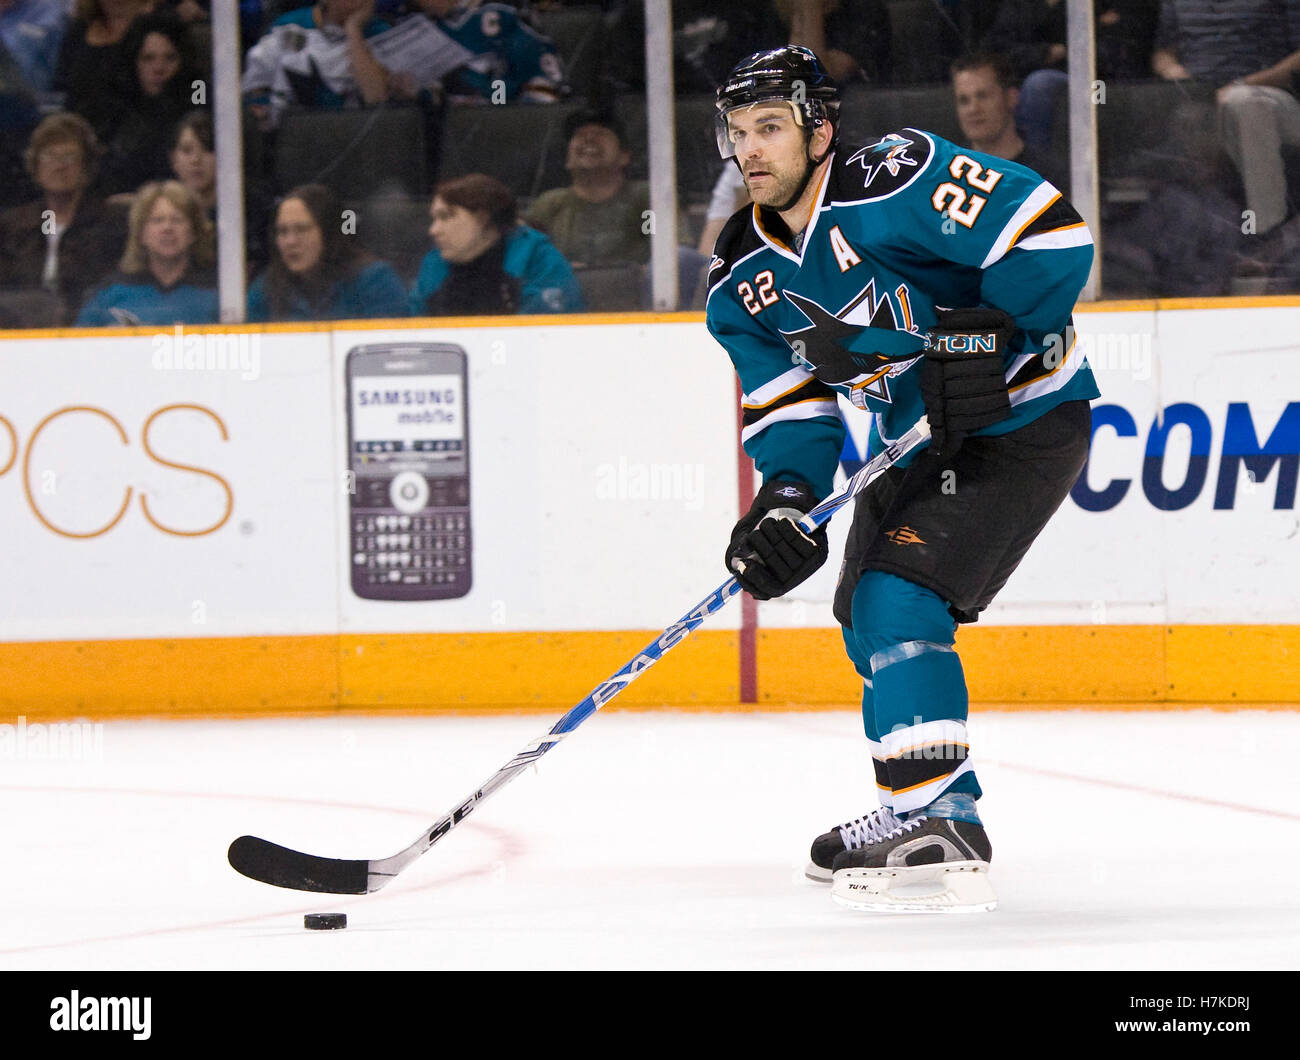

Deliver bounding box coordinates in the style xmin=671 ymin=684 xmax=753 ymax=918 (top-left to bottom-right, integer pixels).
xmin=926 ymin=332 xmax=1000 ymax=356
xmin=921 ymin=306 xmax=1017 ymax=459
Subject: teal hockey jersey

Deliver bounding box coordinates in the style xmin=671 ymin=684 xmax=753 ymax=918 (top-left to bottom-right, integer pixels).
xmin=704 ymin=128 xmax=1099 ymax=500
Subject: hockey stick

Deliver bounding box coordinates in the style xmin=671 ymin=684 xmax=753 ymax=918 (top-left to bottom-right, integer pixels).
xmin=228 ymin=418 xmax=932 ymax=894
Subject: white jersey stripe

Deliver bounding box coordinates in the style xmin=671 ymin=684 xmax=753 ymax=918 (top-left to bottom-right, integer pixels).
xmin=980 ymin=181 xmax=1062 ymax=269
xmin=740 ymin=399 xmax=841 ymax=445
xmin=1010 ymin=341 xmax=1083 ymax=405
xmin=1014 ymin=224 xmax=1095 ymax=253
xmin=742 ymin=365 xmax=817 ymax=408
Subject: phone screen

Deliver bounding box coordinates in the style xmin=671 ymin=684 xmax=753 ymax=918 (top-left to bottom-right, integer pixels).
xmin=351 ymin=374 xmax=466 ymax=468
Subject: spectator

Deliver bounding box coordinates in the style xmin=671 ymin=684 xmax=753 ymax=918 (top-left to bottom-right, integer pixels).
xmin=406 ymin=1 xmax=564 ymax=102
xmin=780 ymin=0 xmax=891 ymax=85
xmin=1153 ymin=0 xmax=1300 ymax=270
xmin=526 ymin=106 xmax=704 ymax=306
xmin=167 ymin=109 xmax=214 ymax=212
xmin=76 ymin=178 xmax=217 ymax=325
xmin=0 ymin=0 xmax=70 ymax=94
xmin=983 ymin=2 xmax=1158 ymax=149
xmin=247 ymin=182 xmax=408 ymax=321
xmin=242 ymin=0 xmax=395 ymax=128
xmin=951 ymin=52 xmax=1068 ymax=190
xmin=98 ymin=11 xmax=203 ymax=195
xmin=527 ymin=108 xmax=692 ymax=263
xmin=53 ymin=0 xmax=154 ymax=142
xmin=410 ymin=173 xmax=582 ymax=316
xmin=166 ymin=108 xmax=274 ymax=273
xmin=0 ymin=112 xmax=127 ymax=323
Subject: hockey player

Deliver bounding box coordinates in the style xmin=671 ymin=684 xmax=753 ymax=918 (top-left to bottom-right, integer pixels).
xmin=706 ymin=47 xmax=1097 ymax=912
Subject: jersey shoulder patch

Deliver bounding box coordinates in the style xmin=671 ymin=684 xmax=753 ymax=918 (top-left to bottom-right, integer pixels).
xmin=833 ymin=129 xmax=936 ymax=203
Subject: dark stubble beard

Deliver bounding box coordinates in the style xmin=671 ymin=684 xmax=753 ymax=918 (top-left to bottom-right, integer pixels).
xmin=746 ymin=161 xmax=806 ymax=211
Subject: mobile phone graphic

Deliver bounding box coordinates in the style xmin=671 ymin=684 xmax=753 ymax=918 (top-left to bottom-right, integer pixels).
xmin=346 ymin=343 xmax=471 ymax=601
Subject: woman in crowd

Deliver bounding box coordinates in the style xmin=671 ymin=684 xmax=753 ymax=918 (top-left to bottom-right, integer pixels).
xmin=410 ymin=174 xmax=583 ymax=316
xmin=76 ymin=178 xmax=217 ymax=324
xmin=98 ymin=11 xmax=202 ymax=195
xmin=53 ymin=0 xmax=155 ymax=141
xmin=0 ymin=112 xmax=127 ymax=323
xmin=168 ymin=109 xmax=214 ymax=213
xmin=166 ymin=108 xmax=272 ymax=272
xmin=246 ymin=183 xmax=408 ymax=322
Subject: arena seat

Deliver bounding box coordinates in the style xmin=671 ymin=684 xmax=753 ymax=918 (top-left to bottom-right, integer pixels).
xmin=573 ymin=263 xmax=645 ymax=312
xmin=273 ymin=104 xmax=432 ymax=199
xmin=838 ymin=84 xmax=963 ymax=145
xmin=886 ymin=0 xmax=962 ymax=85
xmin=437 ymin=100 xmax=580 ymax=198
xmin=533 ymin=4 xmax=605 ymax=100
xmin=0 ymin=288 xmax=65 ymax=329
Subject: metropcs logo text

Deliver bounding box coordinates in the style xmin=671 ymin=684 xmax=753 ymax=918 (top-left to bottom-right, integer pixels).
xmin=0 ymin=404 xmax=232 ymax=538
xmin=1072 ymin=401 xmax=1299 ymax=512
xmin=50 ymin=991 xmax=151 ymax=1040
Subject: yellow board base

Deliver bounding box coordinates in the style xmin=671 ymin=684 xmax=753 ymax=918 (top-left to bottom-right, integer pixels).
xmin=0 ymin=625 xmax=1295 ymax=721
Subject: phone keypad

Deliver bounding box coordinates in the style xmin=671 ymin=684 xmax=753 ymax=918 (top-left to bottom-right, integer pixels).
xmin=352 ymin=504 xmax=470 ymax=591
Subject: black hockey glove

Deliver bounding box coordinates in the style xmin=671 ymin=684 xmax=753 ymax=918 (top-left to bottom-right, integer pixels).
xmin=921 ymin=307 xmax=1016 ymax=458
xmin=725 ymin=480 xmax=828 ymax=600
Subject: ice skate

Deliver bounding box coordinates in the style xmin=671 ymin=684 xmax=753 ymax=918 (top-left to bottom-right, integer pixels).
xmin=805 ymin=807 xmax=905 ymax=881
xmin=830 ymin=807 xmax=996 ymax=913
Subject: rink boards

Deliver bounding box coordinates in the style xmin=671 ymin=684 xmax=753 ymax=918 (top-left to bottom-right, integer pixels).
xmin=0 ymin=299 xmax=1296 ymax=717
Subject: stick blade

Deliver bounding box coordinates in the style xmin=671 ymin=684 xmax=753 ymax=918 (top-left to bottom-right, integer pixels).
xmin=228 ymin=835 xmax=372 ymax=895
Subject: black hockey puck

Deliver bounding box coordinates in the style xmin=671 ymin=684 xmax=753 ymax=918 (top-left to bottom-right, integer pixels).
xmin=304 ymin=912 xmax=347 ymax=930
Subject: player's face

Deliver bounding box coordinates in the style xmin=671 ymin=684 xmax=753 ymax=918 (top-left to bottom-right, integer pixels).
xmin=429 ymin=196 xmax=496 ymax=263
xmin=953 ymin=68 xmax=1016 ymax=144
xmin=275 ymin=197 xmax=324 ymax=274
xmin=726 ymin=104 xmax=810 ymax=209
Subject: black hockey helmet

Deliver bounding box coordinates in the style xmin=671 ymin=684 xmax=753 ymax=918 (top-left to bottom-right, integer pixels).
xmin=714 ymin=46 xmax=840 ymax=159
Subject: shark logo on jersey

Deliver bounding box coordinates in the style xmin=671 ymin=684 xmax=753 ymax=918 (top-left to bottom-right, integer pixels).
xmin=845 ymin=134 xmax=921 ymax=190
xmin=780 ymin=280 xmax=921 ymax=406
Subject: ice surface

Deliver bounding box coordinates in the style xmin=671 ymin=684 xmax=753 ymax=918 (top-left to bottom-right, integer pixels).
xmin=1 ymin=708 xmax=1297 ymax=970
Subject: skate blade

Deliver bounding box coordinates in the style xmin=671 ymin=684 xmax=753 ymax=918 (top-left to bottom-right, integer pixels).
xmin=831 ymin=861 xmax=997 ymax=914
xmin=804 ymin=862 xmax=833 ymax=883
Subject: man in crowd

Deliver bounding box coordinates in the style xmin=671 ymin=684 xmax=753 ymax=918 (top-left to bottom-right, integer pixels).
xmin=526 ymin=108 xmax=703 ymax=304
xmin=951 ymin=51 xmax=1068 ymax=192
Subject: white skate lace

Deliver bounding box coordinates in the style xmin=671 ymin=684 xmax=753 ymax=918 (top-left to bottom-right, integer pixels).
xmin=837 ymin=808 xmax=905 ymax=850
xmin=874 ymin=815 xmax=929 ymax=844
